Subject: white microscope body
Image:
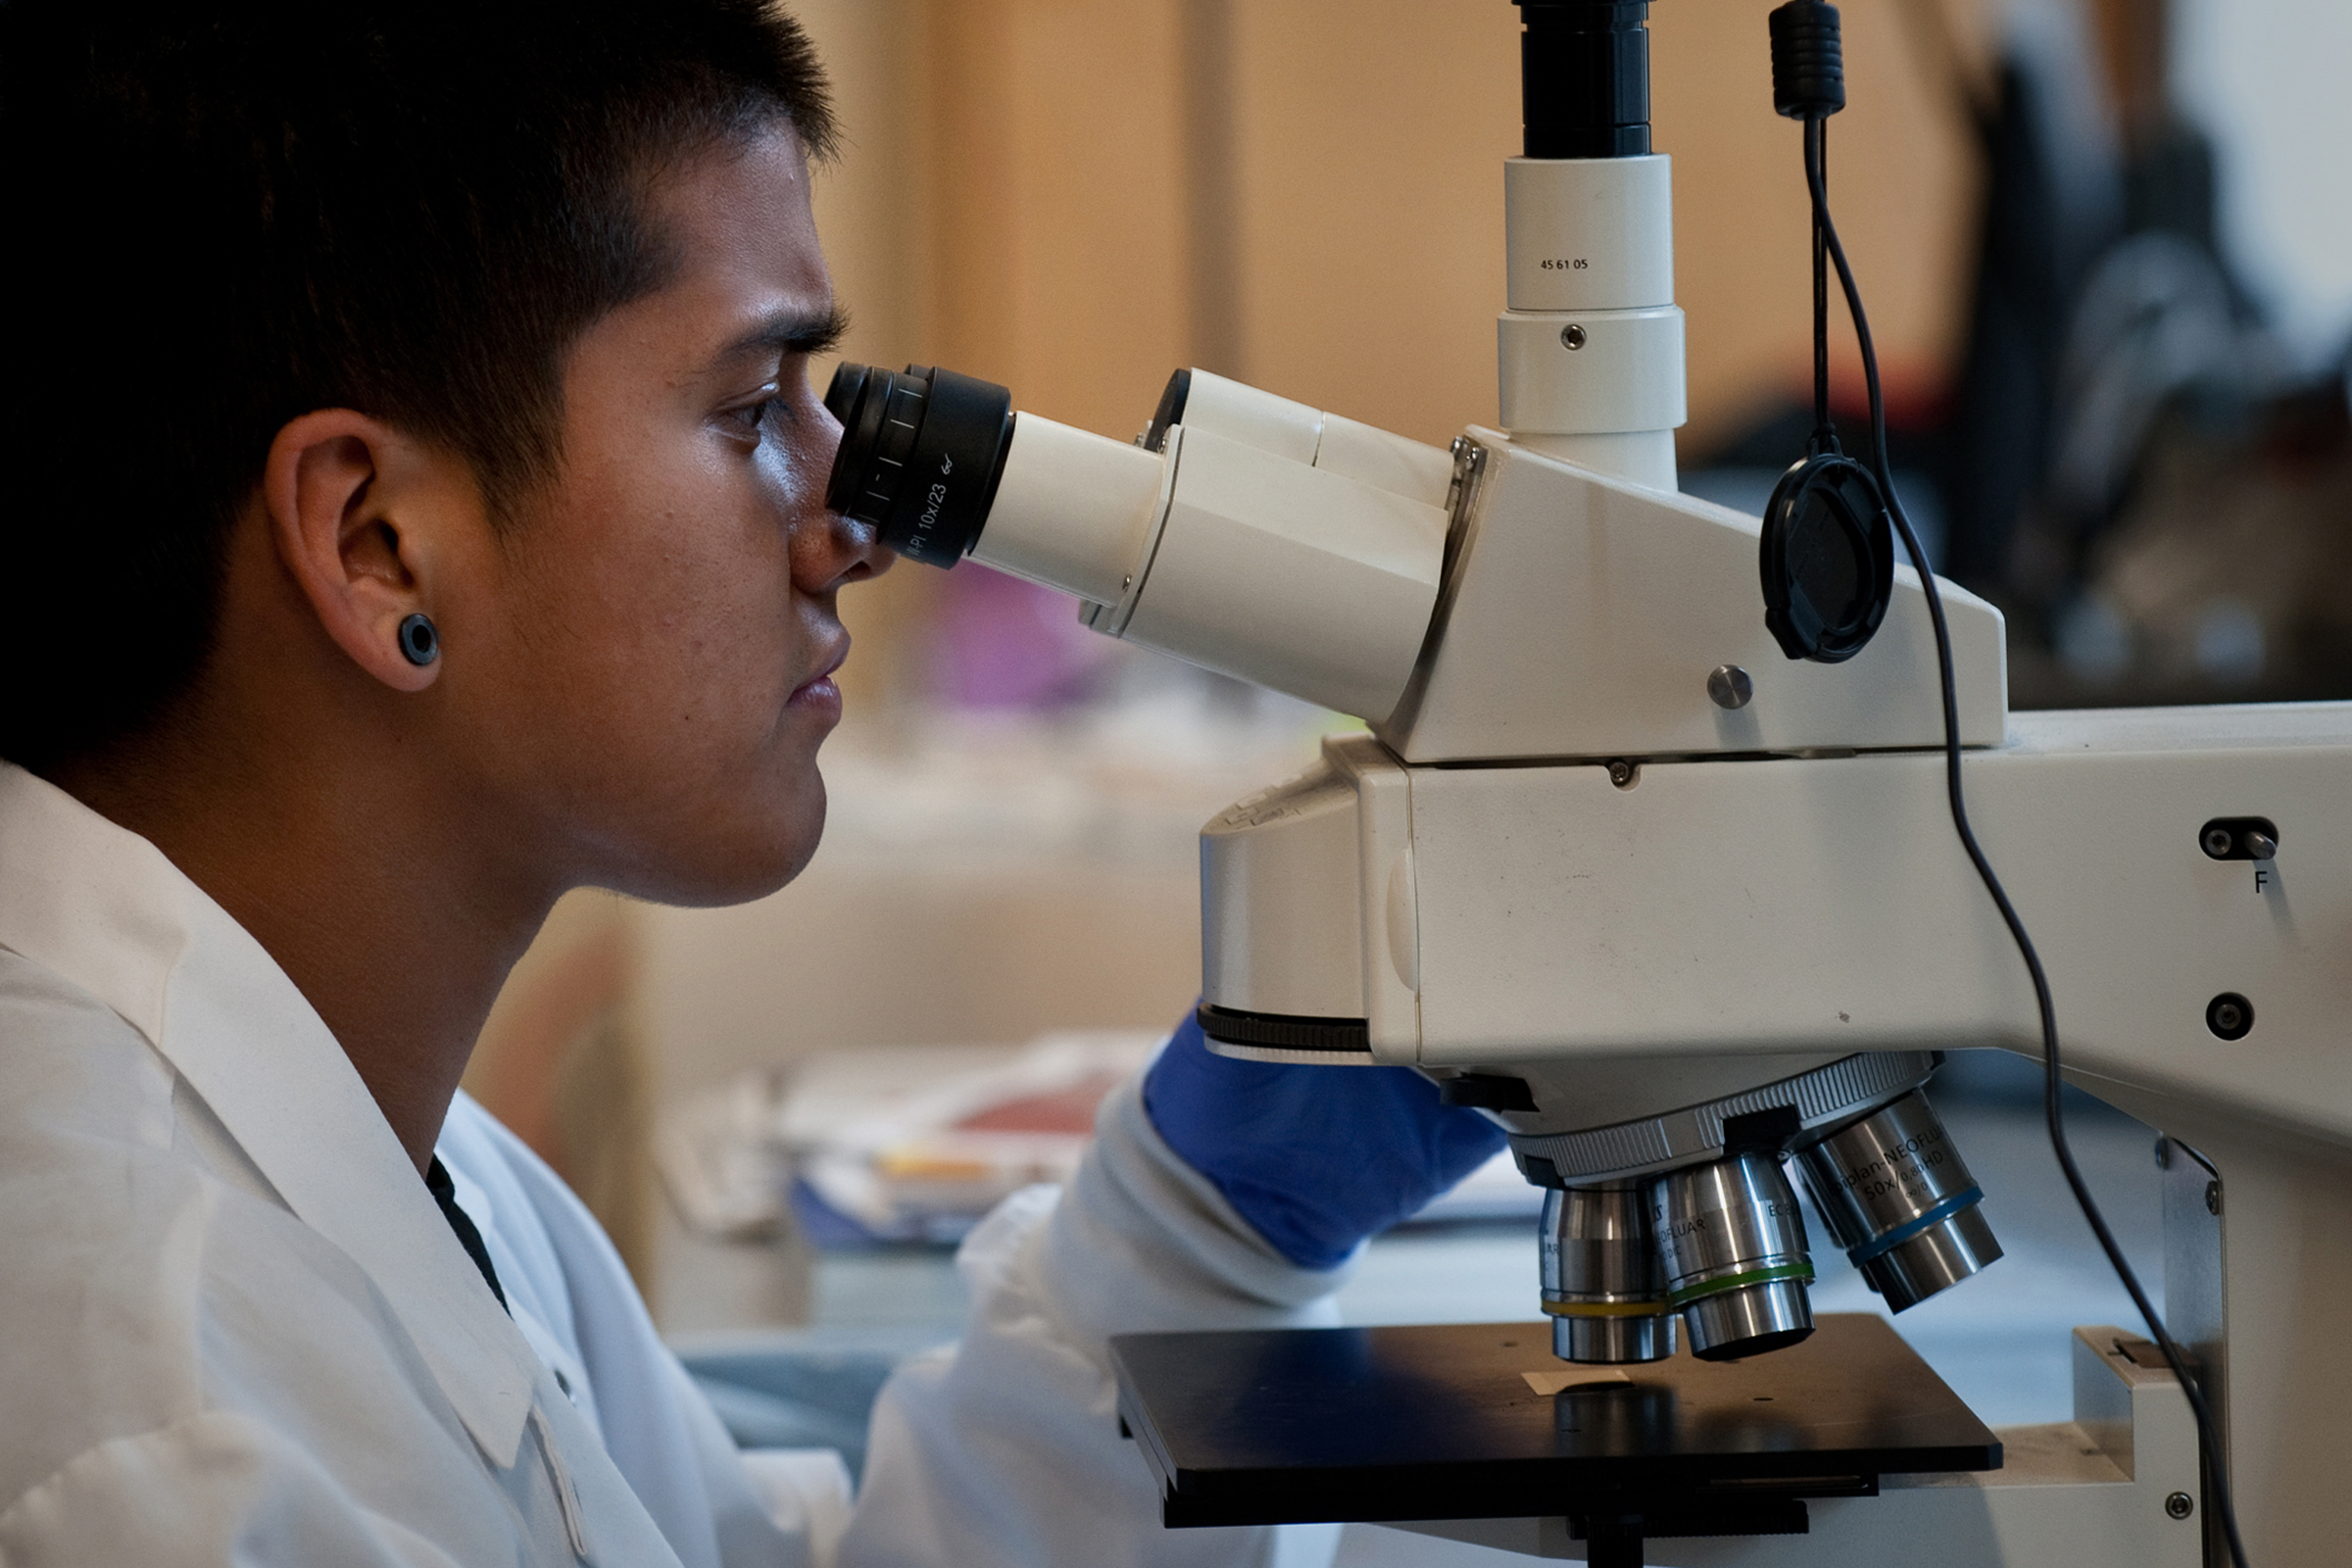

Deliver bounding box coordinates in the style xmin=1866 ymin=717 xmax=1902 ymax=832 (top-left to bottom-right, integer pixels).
xmin=816 ymin=10 xmax=2352 ymax=1561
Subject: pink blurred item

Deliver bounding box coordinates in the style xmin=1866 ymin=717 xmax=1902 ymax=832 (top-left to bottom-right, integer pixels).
xmin=929 ymin=564 xmax=1114 ymax=710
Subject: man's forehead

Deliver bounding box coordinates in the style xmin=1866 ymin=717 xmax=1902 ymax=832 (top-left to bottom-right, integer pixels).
xmin=649 ymin=125 xmax=819 ymax=250
xmin=630 ymin=127 xmax=833 ymax=366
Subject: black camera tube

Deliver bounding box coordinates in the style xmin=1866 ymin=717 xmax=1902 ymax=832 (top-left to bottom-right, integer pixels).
xmin=1514 ymin=0 xmax=1652 ymax=159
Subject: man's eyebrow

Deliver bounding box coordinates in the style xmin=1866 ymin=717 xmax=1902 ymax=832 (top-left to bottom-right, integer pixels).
xmin=717 ymin=304 xmax=851 ymax=367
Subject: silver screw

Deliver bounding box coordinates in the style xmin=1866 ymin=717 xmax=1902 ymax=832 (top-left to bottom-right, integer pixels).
xmin=2165 ymin=1492 xmax=2194 ymax=1521
xmin=1605 ymin=760 xmax=1638 ymax=789
xmin=1707 ymin=664 xmax=1753 ymax=710
xmin=1561 ymin=323 xmax=1588 ymax=351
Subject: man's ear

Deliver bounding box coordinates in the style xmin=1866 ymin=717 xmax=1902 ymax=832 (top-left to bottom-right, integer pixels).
xmin=262 ymin=410 xmax=466 ymax=694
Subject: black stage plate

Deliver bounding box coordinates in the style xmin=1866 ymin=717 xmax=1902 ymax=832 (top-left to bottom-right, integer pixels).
xmin=1109 ymin=1313 xmax=2000 ymax=1529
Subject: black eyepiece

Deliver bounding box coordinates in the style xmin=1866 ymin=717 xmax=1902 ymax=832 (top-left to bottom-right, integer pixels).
xmin=1514 ymin=1 xmax=1652 ymax=159
xmin=1768 ymin=1 xmax=1846 ymax=121
xmin=824 ymin=363 xmax=1015 ymax=567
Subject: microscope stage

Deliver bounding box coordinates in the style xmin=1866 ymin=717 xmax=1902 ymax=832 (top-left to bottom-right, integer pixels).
xmin=1109 ymin=1313 xmax=1999 ymax=1531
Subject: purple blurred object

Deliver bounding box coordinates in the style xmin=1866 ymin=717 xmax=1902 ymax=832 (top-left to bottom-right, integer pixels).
xmin=928 ymin=564 xmax=1115 ymax=710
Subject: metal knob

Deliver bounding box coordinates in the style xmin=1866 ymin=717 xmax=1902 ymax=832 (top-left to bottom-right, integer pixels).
xmin=1707 ymin=664 xmax=1753 ymax=710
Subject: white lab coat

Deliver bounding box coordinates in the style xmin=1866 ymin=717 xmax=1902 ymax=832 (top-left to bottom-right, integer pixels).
xmin=0 ymin=760 xmax=1348 ymax=1567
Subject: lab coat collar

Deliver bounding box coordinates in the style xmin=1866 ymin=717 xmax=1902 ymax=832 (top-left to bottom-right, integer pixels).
xmin=0 ymin=761 xmax=539 ymax=1468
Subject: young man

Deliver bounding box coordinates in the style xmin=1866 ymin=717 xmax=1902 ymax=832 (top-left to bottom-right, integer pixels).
xmin=0 ymin=3 xmax=1502 ymax=1564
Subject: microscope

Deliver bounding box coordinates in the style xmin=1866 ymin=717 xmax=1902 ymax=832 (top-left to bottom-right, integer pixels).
xmin=823 ymin=4 xmax=2352 ymax=1562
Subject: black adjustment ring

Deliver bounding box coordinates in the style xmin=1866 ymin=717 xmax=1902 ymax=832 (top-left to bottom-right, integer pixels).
xmin=822 ymin=363 xmax=1014 ymax=567
xmin=1196 ymin=1005 xmax=1372 ymax=1054
xmin=1759 ymin=447 xmax=1894 ymax=663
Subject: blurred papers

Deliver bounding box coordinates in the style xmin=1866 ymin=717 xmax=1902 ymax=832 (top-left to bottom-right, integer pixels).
xmin=656 ymin=1028 xmax=1544 ymax=1250
xmin=659 ymin=1032 xmax=1162 ymax=1247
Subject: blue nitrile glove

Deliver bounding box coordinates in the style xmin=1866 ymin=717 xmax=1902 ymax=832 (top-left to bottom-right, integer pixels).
xmin=1142 ymin=1007 xmax=1508 ymax=1270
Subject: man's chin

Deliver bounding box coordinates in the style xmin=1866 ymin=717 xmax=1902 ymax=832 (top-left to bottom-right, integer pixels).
xmin=612 ymin=781 xmax=826 ymax=909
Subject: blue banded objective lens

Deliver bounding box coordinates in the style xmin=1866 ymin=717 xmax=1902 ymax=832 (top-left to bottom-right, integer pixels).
xmin=1793 ymin=1089 xmax=2003 ymax=1312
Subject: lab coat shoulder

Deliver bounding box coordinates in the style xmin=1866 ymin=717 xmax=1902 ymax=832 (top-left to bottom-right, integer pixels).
xmin=0 ymin=950 xmax=521 ymax=1565
xmin=0 ymin=949 xmax=205 ymax=1494
xmin=0 ymin=1410 xmax=469 ymax=1568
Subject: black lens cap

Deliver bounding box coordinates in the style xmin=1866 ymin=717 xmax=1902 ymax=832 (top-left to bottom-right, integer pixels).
xmin=1759 ymin=448 xmax=1894 ymax=663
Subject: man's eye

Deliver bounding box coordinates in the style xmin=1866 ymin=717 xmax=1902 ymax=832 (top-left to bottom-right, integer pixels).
xmin=729 ymin=394 xmax=787 ymax=439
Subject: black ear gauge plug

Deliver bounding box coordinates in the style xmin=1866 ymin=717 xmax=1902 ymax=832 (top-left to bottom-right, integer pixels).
xmin=1760 ymin=434 xmax=1894 ymax=663
xmin=397 ymin=612 xmax=440 ymax=667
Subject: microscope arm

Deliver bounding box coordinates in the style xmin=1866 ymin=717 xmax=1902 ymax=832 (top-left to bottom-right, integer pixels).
xmin=1203 ymin=698 xmax=2352 ymax=1152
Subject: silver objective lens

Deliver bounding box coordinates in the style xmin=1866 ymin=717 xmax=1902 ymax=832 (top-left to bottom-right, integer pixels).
xmin=1793 ymin=1090 xmax=2002 ymax=1311
xmin=1651 ymin=1151 xmax=1816 ymax=1361
xmin=1541 ymin=1187 xmax=1677 ymax=1363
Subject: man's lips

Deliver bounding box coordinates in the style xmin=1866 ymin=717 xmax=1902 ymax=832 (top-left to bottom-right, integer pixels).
xmin=789 ymin=639 xmax=850 ymax=706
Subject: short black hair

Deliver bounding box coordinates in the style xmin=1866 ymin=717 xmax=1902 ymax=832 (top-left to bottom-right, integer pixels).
xmin=0 ymin=0 xmax=835 ymax=768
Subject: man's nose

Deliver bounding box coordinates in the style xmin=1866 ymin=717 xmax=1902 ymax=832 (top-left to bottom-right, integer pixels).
xmin=798 ymin=410 xmax=896 ymax=588
xmin=794 ymin=498 xmax=897 ymax=589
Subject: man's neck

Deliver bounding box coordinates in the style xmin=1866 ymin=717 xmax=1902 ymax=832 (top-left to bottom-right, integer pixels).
xmin=48 ymin=693 xmax=552 ymax=1176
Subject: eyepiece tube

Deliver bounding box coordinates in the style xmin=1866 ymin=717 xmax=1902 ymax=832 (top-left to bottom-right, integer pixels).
xmin=822 ymin=361 xmax=1452 ymax=723
xmin=824 ymin=361 xmax=1165 ymax=605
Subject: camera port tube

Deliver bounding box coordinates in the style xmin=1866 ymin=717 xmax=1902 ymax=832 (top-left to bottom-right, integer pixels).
xmin=1792 ymin=1090 xmax=2002 ymax=1312
xmin=1541 ymin=1186 xmax=1676 ymax=1364
xmin=1651 ymin=1151 xmax=1815 ymax=1360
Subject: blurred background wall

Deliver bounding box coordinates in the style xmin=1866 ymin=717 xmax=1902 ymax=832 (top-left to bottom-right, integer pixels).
xmin=458 ymin=0 xmax=2352 ymax=1322
xmin=798 ymin=0 xmax=1991 ymax=535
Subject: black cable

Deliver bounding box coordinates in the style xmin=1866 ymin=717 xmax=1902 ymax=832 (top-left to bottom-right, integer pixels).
xmin=1802 ymin=116 xmax=2251 ymax=1568
xmin=1809 ymin=118 xmax=1831 ymax=439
